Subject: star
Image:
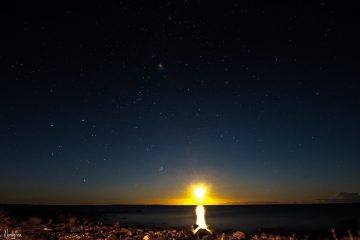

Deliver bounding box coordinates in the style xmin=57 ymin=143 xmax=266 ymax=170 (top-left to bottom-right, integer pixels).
xmin=157 ymin=63 xmax=164 ymax=71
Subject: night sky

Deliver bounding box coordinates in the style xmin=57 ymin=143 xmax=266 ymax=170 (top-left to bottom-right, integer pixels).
xmin=1 ymin=1 xmax=359 ymax=205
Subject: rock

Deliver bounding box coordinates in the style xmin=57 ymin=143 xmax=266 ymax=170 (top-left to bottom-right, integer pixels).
xmin=68 ymin=217 xmax=77 ymax=226
xmin=106 ymin=233 xmax=117 ymax=240
xmin=194 ymin=228 xmax=213 ymax=239
xmin=268 ymin=234 xmax=276 ymax=240
xmin=275 ymin=235 xmax=289 ymax=240
xmin=220 ymin=233 xmax=229 ymax=240
xmin=30 ymin=217 xmax=42 ymax=225
xmin=260 ymin=233 xmax=267 ymax=239
xmin=252 ymin=235 xmax=261 ymax=240
xmin=232 ymin=231 xmax=246 ymax=240
xmin=178 ymin=230 xmax=188 ymax=239
xmin=119 ymin=227 xmax=133 ymax=236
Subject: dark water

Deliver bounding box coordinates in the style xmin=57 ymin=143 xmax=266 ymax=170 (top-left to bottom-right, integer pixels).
xmin=2 ymin=204 xmax=360 ymax=232
xmin=101 ymin=204 xmax=360 ymax=232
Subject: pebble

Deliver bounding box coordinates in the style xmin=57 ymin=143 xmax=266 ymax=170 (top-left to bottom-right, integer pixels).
xmin=233 ymin=231 xmax=246 ymax=239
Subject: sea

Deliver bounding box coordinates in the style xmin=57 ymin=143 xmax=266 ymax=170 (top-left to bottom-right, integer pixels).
xmin=1 ymin=204 xmax=360 ymax=233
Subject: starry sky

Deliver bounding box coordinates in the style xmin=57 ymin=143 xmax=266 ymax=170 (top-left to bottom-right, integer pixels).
xmin=1 ymin=1 xmax=359 ymax=205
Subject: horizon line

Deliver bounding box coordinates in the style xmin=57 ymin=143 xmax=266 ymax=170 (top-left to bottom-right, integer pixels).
xmin=1 ymin=202 xmax=359 ymax=206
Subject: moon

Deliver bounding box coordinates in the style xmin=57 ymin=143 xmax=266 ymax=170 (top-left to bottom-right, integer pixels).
xmin=194 ymin=186 xmax=206 ymax=199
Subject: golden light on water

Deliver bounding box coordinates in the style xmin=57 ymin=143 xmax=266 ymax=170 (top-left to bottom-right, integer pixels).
xmin=195 ymin=205 xmax=206 ymax=228
xmin=192 ymin=184 xmax=212 ymax=234
xmin=193 ymin=205 xmax=212 ymax=234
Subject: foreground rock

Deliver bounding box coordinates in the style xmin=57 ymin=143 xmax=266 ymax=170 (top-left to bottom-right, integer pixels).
xmin=0 ymin=210 xmax=357 ymax=240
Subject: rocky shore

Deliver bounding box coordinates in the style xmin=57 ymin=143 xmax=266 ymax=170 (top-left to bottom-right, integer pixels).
xmin=1 ymin=210 xmax=358 ymax=240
